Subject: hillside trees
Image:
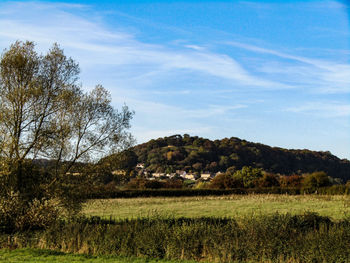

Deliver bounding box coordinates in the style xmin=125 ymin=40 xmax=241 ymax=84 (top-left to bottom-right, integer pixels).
xmin=132 ymin=135 xmax=350 ymax=181
xmin=0 ymin=41 xmax=134 ymax=227
xmin=97 ymin=150 xmax=138 ymax=184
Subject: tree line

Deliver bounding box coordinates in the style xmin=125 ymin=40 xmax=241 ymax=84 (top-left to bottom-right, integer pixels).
xmin=132 ymin=134 xmax=350 ymax=181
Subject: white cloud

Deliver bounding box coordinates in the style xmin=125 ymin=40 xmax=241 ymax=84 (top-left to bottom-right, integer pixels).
xmin=123 ymin=97 xmax=246 ymax=119
xmin=225 ymin=41 xmax=350 ymax=94
xmin=240 ymin=1 xmax=348 ymax=10
xmin=286 ymin=102 xmax=350 ymax=118
xmin=0 ymin=1 xmax=289 ymax=91
xmin=184 ymin=44 xmax=205 ymax=51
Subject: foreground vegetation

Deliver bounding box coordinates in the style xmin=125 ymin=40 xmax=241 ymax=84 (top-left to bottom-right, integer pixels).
xmin=3 ymin=195 xmax=350 ymax=263
xmin=2 ymin=214 xmax=350 ymax=262
xmin=0 ymin=248 xmax=197 ymax=263
xmin=83 ymin=194 xmax=350 ymax=220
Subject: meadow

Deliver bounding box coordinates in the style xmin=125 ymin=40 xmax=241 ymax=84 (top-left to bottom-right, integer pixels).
xmin=4 ymin=213 xmax=349 ymax=262
xmin=83 ymin=194 xmax=350 ymax=220
xmin=0 ymin=249 xmax=199 ymax=263
xmin=3 ymin=194 xmax=350 ymax=263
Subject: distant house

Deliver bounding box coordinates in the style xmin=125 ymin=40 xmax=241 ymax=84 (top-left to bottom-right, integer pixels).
xmin=152 ymin=173 xmax=166 ymax=178
xmin=165 ymin=173 xmax=177 ymax=178
xmin=176 ymin=170 xmax=186 ymax=176
xmin=200 ymin=173 xmax=214 ymax=181
xmin=136 ymin=163 xmax=145 ymax=169
xmin=215 ymin=172 xmax=224 ymax=177
xmin=65 ymin=172 xmax=81 ymax=176
xmin=183 ymin=173 xmax=198 ymax=180
xmin=138 ymin=169 xmax=150 ymax=177
xmin=112 ymin=170 xmax=126 ymax=176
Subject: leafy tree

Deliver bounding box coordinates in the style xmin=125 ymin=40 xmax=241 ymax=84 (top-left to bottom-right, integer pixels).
xmin=126 ymin=178 xmax=163 ymax=189
xmin=302 ymin=171 xmax=331 ymax=190
xmin=207 ymin=161 xmax=218 ymax=172
xmin=219 ymin=156 xmax=230 ymax=169
xmin=0 ymin=41 xmax=134 ymax=225
xmin=101 ymin=150 xmax=138 ymax=172
xmin=226 ymin=166 xmax=237 ymax=175
xmin=257 ymin=173 xmax=280 ymax=188
xmin=279 ymin=174 xmax=303 ymax=188
xmin=233 ymin=166 xmax=263 ymax=188
xmin=192 ymin=162 xmax=203 ymax=171
xmin=209 ymin=173 xmax=242 ymax=189
xmin=97 ymin=150 xmax=137 ymax=184
xmin=172 ymin=149 xmax=185 ymax=161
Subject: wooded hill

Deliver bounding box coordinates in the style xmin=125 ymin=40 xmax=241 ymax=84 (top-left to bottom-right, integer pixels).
xmin=132 ymin=134 xmax=350 ymax=181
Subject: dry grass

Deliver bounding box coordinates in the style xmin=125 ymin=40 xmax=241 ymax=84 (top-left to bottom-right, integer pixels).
xmin=83 ymin=194 xmax=350 ymax=220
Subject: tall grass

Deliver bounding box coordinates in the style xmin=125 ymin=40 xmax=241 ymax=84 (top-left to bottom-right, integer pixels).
xmin=2 ymin=213 xmax=350 ymax=262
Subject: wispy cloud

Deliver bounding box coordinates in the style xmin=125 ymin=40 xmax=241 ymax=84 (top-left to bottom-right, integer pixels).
xmin=286 ymin=102 xmax=350 ymax=118
xmin=225 ymin=41 xmax=350 ymax=94
xmin=124 ymin=97 xmax=247 ymax=119
xmin=126 ymin=98 xmax=247 ymax=143
xmin=240 ymin=1 xmax=348 ymax=10
xmin=0 ymin=1 xmax=290 ymax=91
xmin=184 ymin=44 xmax=206 ymax=51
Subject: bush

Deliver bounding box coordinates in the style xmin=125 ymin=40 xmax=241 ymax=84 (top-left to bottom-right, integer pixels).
xmin=233 ymin=166 xmax=263 ymax=188
xmin=302 ymin=171 xmax=332 ymax=192
xmin=257 ymin=173 xmax=280 ymax=188
xmin=0 ymin=192 xmax=60 ymax=232
xmin=209 ymin=173 xmax=242 ymax=189
xmin=126 ymin=178 xmax=164 ymax=189
xmin=279 ymin=174 xmax=303 ymax=188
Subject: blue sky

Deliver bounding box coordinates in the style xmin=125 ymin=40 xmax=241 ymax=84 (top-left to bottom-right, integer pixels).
xmin=0 ymin=1 xmax=349 ymax=159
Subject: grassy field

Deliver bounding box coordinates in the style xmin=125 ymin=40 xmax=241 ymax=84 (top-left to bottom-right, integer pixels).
xmin=83 ymin=194 xmax=350 ymax=220
xmin=0 ymin=249 xmax=199 ymax=263
xmin=4 ymin=195 xmax=350 ymax=263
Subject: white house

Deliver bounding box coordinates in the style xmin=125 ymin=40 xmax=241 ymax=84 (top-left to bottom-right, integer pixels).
xmin=200 ymin=173 xmax=213 ymax=181
xmin=152 ymin=173 xmax=166 ymax=178
xmin=136 ymin=163 xmax=145 ymax=169
xmin=183 ymin=173 xmax=198 ymax=180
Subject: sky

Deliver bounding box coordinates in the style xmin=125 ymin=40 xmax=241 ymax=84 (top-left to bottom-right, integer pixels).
xmin=0 ymin=0 xmax=349 ymax=159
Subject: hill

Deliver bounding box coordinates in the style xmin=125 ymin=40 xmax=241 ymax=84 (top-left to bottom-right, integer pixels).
xmin=132 ymin=134 xmax=350 ymax=181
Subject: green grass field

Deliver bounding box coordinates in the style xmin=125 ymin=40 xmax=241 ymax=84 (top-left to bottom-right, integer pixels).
xmin=4 ymin=195 xmax=350 ymax=262
xmin=4 ymin=195 xmax=350 ymax=263
xmin=0 ymin=249 xmax=199 ymax=263
xmin=83 ymin=194 xmax=350 ymax=220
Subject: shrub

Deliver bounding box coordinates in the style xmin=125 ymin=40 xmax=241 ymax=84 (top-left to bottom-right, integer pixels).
xmin=126 ymin=178 xmax=164 ymax=189
xmin=0 ymin=192 xmax=60 ymax=232
xmin=279 ymin=174 xmax=303 ymax=188
xmin=302 ymin=171 xmax=331 ymax=192
xmin=257 ymin=173 xmax=280 ymax=188
xmin=209 ymin=173 xmax=242 ymax=189
xmin=233 ymin=166 xmax=263 ymax=188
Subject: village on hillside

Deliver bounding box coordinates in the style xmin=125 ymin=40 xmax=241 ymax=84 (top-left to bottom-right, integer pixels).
xmin=112 ymin=163 xmax=223 ymax=181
